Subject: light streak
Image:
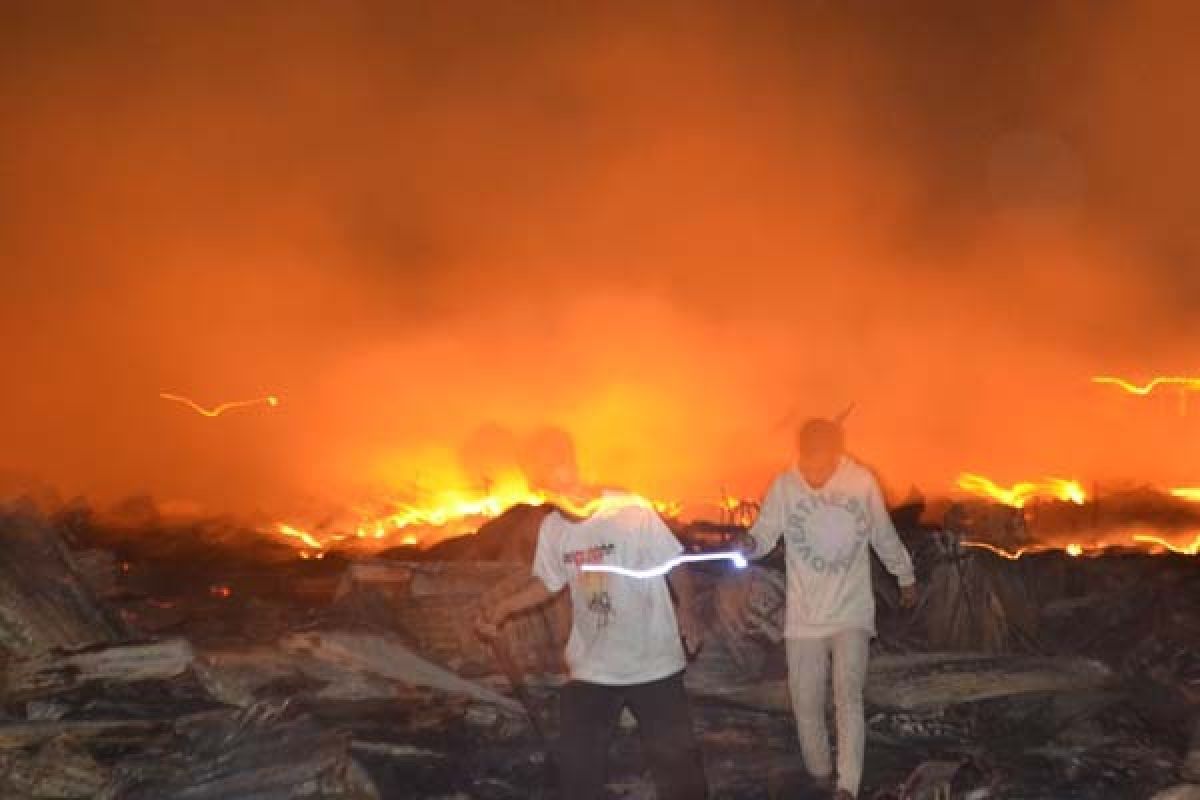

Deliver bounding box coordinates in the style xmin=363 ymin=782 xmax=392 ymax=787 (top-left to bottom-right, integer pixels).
xmin=961 ymin=541 xmax=1084 ymax=559
xmin=961 ymin=541 xmax=1042 ymax=560
xmin=581 ymin=551 xmax=748 ymax=579
xmin=160 ymin=392 xmax=279 ymax=417
xmin=1092 ymin=376 xmax=1200 ymax=396
xmin=1132 ymin=533 xmax=1200 ymax=556
xmin=1169 ymin=488 xmax=1200 ymax=502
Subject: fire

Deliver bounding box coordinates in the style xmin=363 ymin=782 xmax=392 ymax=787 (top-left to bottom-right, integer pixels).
xmin=274 ymin=471 xmax=680 ymax=555
xmin=160 ymin=392 xmax=280 ymax=418
xmin=956 ymin=473 xmax=1086 ymax=508
xmin=1092 ymin=376 xmax=1200 ymax=396
xmin=955 ymin=473 xmax=1200 ymax=559
xmin=278 ymin=524 xmax=323 ymax=550
xmin=209 ymin=585 xmax=232 ymax=598
xmin=1131 ymin=533 xmax=1200 ymax=556
xmin=962 ymin=533 xmax=1198 ymax=559
xmin=959 ymin=541 xmax=1084 ymax=560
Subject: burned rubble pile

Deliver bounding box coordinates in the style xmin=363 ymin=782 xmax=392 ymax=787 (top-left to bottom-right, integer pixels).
xmin=0 ymin=499 xmax=1197 ymax=799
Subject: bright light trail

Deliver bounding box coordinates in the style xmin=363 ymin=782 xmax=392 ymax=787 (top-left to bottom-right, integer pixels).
xmin=160 ymin=392 xmax=279 ymax=418
xmin=1092 ymin=376 xmax=1200 ymax=396
xmin=581 ymin=551 xmax=748 ymax=579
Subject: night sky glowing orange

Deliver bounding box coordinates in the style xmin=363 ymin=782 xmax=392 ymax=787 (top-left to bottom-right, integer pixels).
xmin=160 ymin=393 xmax=279 ymax=417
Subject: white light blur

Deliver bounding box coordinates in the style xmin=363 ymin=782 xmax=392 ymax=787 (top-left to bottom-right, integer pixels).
xmin=580 ymin=551 xmax=748 ymax=579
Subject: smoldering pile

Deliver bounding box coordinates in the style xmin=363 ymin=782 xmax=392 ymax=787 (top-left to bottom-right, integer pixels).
xmin=0 ymin=496 xmax=1195 ymax=799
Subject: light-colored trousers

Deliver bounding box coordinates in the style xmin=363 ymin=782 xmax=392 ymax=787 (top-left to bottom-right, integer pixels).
xmin=786 ymin=630 xmax=870 ymax=796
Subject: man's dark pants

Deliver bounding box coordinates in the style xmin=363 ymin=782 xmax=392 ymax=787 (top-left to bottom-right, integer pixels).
xmin=557 ymin=670 xmax=708 ymax=800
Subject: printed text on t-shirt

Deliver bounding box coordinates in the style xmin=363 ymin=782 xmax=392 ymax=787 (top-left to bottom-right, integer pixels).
xmin=562 ymin=543 xmax=615 ymax=566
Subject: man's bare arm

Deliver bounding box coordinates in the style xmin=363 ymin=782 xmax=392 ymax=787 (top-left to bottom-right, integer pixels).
xmin=475 ymin=576 xmax=559 ymax=639
xmin=667 ymin=567 xmax=704 ymax=656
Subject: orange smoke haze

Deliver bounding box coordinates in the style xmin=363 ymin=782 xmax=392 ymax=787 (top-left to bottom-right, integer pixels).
xmin=3 ymin=3 xmax=1200 ymax=518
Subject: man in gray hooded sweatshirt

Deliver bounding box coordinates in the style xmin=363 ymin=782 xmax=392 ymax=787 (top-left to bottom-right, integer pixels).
xmin=738 ymin=418 xmax=916 ymax=799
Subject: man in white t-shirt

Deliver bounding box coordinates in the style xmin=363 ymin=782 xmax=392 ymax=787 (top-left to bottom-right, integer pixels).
xmin=475 ymin=492 xmax=708 ymax=800
xmin=738 ymin=419 xmax=916 ymax=800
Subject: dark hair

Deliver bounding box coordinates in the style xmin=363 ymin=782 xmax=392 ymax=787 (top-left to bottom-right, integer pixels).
xmin=796 ymin=418 xmax=844 ymax=455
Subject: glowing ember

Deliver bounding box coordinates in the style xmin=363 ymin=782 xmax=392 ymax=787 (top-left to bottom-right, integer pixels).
xmin=956 ymin=473 xmax=1086 ymax=508
xmin=1092 ymin=376 xmax=1200 ymax=395
xmin=1065 ymin=543 xmax=1083 ymax=557
xmin=209 ymin=586 xmax=232 ymax=598
xmin=160 ymin=392 xmax=279 ymax=418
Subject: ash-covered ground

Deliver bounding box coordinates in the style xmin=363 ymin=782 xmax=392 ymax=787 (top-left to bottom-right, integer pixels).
xmin=0 ymin=496 xmax=1196 ymax=799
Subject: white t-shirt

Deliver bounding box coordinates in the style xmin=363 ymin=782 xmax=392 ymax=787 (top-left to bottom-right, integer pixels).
xmin=532 ymin=499 xmax=686 ymax=685
xmin=748 ymin=455 xmax=915 ymax=639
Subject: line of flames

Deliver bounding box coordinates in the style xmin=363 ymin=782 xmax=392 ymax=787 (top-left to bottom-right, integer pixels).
xmin=275 ymin=484 xmax=683 ymax=557
xmin=953 ymin=472 xmax=1200 ymax=557
xmin=273 ymin=469 xmax=1200 ymax=560
xmin=955 ymin=473 xmax=1087 ymax=508
xmin=963 ymin=533 xmax=1200 ymax=560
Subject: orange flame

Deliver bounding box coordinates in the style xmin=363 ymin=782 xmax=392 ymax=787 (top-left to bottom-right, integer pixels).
xmin=160 ymin=392 xmax=279 ymax=418
xmin=277 ymin=523 xmax=323 ymax=550
xmin=956 ymin=473 xmax=1086 ymax=508
xmin=274 ymin=472 xmax=679 ymax=556
xmin=1092 ymin=376 xmax=1200 ymax=396
xmin=962 ymin=532 xmax=1198 ymax=560
xmin=1169 ymin=488 xmax=1200 ymax=502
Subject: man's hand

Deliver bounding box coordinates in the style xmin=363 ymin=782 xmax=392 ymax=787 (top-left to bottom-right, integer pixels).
xmin=472 ymin=578 xmax=555 ymax=643
xmin=474 ymin=606 xmax=504 ymax=641
xmin=678 ymin=612 xmax=705 ymax=659
xmin=734 ymin=532 xmax=758 ymax=557
xmin=899 ymin=582 xmax=918 ymax=610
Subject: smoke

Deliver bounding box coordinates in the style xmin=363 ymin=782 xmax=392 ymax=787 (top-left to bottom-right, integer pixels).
xmin=2 ymin=1 xmax=1199 ymax=514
